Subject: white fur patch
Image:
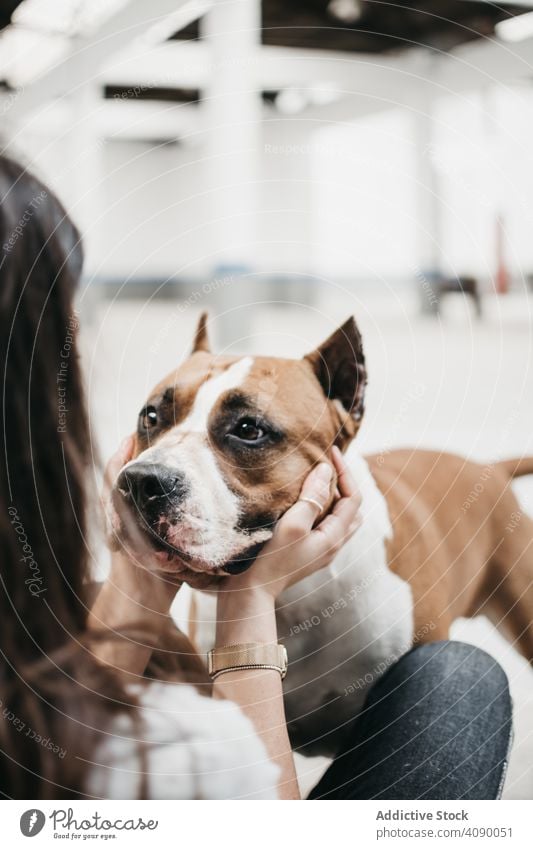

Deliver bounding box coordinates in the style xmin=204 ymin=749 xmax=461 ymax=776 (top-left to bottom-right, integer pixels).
xmin=181 ymin=357 xmax=254 ymax=433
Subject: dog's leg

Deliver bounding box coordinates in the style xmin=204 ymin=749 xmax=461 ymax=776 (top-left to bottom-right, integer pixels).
xmin=478 ymin=498 xmax=533 ymax=663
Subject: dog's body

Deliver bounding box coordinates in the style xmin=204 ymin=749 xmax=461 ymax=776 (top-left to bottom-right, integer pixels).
xmin=193 ymin=446 xmax=533 ymax=756
xmin=112 ymin=314 xmax=533 ymax=758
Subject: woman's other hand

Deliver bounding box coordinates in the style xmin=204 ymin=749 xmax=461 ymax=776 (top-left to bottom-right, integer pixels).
xmin=224 ymin=446 xmax=362 ymax=600
xmin=101 ymin=434 xmax=135 ymax=544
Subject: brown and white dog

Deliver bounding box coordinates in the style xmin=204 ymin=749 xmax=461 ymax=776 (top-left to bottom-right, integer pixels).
xmin=111 ymin=312 xmax=533 ymax=756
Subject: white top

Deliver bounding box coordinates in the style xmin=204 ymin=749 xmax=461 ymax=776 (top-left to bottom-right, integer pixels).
xmin=86 ymin=681 xmax=279 ymax=800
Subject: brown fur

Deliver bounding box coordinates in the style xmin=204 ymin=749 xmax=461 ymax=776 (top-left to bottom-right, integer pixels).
xmin=370 ymin=449 xmax=533 ymax=660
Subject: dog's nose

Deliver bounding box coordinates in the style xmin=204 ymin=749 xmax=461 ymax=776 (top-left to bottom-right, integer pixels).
xmin=117 ymin=463 xmax=188 ymax=511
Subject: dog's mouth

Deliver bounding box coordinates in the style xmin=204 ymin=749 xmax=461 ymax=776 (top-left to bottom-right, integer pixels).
xmin=112 ymin=488 xmax=269 ymax=576
xmin=150 ymin=531 xmax=268 ymax=575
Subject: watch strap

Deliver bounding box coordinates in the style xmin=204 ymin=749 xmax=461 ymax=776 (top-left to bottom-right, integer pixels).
xmin=208 ymin=642 xmax=288 ymax=680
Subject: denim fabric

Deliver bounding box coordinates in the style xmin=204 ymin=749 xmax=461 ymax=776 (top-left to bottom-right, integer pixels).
xmin=309 ymin=641 xmax=512 ymax=800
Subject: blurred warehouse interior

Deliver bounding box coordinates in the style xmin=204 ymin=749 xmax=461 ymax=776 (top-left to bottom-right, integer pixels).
xmin=1 ymin=0 xmax=533 ymax=799
xmin=2 ymin=0 xmax=533 ymax=321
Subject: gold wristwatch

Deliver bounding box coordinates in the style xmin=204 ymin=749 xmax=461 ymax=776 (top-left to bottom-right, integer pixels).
xmin=207 ymin=642 xmax=288 ymax=680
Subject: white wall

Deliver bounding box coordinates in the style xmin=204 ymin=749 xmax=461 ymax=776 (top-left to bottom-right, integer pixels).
xmin=45 ymin=118 xmax=316 ymax=280
xmin=13 ymin=83 xmax=533 ymax=286
xmin=434 ymin=88 xmax=533 ymax=284
xmin=310 ymin=108 xmax=418 ymax=281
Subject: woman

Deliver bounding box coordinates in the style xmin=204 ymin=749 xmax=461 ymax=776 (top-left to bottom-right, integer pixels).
xmin=0 ymin=154 xmax=512 ymax=800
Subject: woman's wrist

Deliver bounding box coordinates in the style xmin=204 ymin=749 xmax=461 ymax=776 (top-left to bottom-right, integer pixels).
xmin=213 ymin=584 xmax=298 ymax=800
xmin=89 ymin=552 xmax=179 ymax=677
xmin=103 ymin=551 xmax=178 ymax=625
xmin=216 ymin=585 xmax=278 ymax=646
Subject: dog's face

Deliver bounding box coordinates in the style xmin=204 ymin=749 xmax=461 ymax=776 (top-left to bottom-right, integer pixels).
xmin=111 ymin=314 xmax=366 ymax=584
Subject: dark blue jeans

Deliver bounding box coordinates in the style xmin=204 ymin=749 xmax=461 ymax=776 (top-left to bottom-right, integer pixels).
xmin=309 ymin=641 xmax=512 ymax=800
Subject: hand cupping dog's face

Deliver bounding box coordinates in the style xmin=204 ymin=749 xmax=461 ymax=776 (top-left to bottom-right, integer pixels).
xmin=109 ymin=314 xmax=366 ymax=583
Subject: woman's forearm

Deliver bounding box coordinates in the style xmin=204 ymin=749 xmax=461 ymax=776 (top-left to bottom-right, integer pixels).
xmin=214 ymin=589 xmax=300 ymax=800
xmin=88 ymin=553 xmax=175 ymax=679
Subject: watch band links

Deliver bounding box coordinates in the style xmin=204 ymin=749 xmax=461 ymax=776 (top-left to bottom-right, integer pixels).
xmin=207 ymin=642 xmax=288 ymax=680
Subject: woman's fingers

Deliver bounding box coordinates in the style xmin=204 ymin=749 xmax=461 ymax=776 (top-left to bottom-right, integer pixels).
xmin=115 ymin=434 xmax=135 ymax=471
xmin=312 ymin=451 xmax=362 ymax=553
xmin=331 ymin=445 xmax=358 ymax=499
xmin=311 ymin=513 xmax=360 ymax=566
xmin=300 ymin=461 xmax=333 ymax=511
xmin=243 ymin=456 xmax=359 ymax=595
xmin=275 ymin=462 xmax=332 ymax=542
xmin=103 ymin=434 xmax=135 ymax=491
xmin=316 ymin=504 xmax=362 ymax=549
xmin=329 ymin=446 xmax=362 ymax=530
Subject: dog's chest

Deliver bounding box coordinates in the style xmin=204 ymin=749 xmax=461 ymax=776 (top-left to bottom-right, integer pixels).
xmin=277 ymin=452 xmax=414 ymax=756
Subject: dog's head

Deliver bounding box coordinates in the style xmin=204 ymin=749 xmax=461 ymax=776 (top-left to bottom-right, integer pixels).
xmin=111 ymin=314 xmax=366 ymax=582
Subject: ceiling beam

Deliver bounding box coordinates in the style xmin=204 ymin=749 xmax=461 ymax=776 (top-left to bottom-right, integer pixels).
xmin=6 ymin=0 xmax=198 ymax=122
xmin=284 ymin=33 xmax=533 ymax=125
xmin=102 ymin=31 xmax=533 ymax=113
xmin=7 ymin=7 xmax=533 ymax=136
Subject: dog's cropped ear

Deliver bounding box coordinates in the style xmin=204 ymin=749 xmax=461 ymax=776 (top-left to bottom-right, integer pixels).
xmin=191 ymin=311 xmax=211 ymax=354
xmin=304 ymin=316 xmax=367 ymax=426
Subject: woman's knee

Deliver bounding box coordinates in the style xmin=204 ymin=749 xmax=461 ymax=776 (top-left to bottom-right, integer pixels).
xmin=404 ymin=639 xmax=506 ymax=675
xmin=370 ymin=640 xmax=511 ymax=712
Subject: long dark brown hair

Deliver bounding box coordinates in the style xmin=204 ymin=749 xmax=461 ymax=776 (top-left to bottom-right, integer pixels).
xmin=0 ymin=155 xmax=206 ymax=799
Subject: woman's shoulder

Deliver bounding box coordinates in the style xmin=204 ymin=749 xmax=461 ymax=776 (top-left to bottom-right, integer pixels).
xmin=86 ymin=681 xmax=279 ymax=800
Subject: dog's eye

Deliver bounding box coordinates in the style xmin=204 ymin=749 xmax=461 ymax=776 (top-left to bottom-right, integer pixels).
xmin=231 ymin=418 xmax=265 ymax=442
xmin=140 ymin=406 xmax=158 ymax=430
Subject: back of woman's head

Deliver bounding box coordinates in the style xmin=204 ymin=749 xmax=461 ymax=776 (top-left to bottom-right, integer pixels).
xmin=0 ymin=155 xmax=209 ymax=799
xmin=0 ymin=155 xmax=129 ymax=797
xmin=0 ymin=155 xmax=89 ymax=644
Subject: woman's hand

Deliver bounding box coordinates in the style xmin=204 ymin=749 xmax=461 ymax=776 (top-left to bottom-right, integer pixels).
xmin=223 ymin=446 xmax=362 ymax=601
xmin=90 ymin=435 xmax=177 ymax=677
xmin=103 ymin=435 xmax=183 ymax=600
xmin=213 ymin=446 xmax=361 ymax=800
xmin=215 ymin=444 xmax=362 ymax=652
xmin=101 ymin=434 xmax=135 ymax=544
xmin=102 ymin=434 xmax=179 ymax=600
xmin=101 ymin=434 xmax=135 ymax=554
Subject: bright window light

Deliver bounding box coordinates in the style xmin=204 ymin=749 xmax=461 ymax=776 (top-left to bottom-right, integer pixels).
xmin=13 ymin=0 xmax=130 ymax=37
xmin=496 ymin=11 xmax=533 ymax=42
xmin=0 ymin=26 xmax=68 ymax=86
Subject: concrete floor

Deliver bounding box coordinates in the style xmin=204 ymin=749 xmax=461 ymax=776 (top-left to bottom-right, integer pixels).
xmin=80 ymin=287 xmax=533 ymax=799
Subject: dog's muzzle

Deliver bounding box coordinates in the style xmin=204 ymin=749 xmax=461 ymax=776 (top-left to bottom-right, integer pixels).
xmin=114 ymin=461 xmax=270 ymax=576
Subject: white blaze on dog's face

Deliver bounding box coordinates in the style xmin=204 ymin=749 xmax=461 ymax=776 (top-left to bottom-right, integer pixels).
xmin=112 ymin=313 xmax=367 ymax=581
